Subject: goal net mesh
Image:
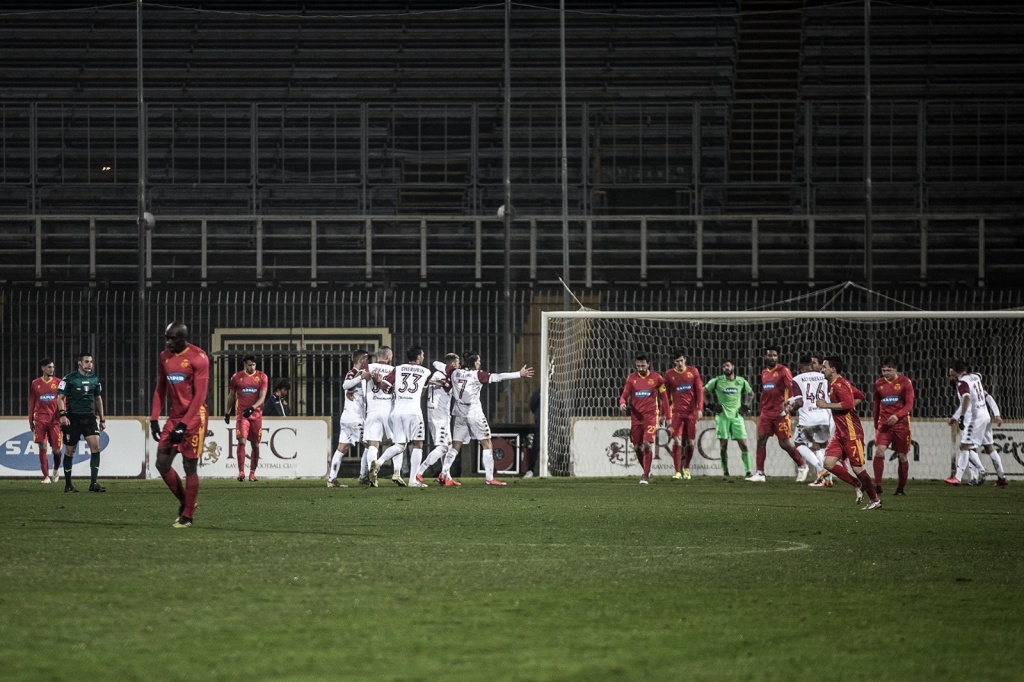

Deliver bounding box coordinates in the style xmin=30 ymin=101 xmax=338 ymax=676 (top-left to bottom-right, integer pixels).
xmin=542 ymin=312 xmax=1024 ymax=476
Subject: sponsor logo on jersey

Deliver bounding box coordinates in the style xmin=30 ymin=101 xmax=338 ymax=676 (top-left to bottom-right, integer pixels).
xmin=881 ymin=395 xmax=900 ymax=404
xmin=2 ymin=430 xmax=107 ymax=470
xmin=723 ymin=387 xmax=738 ymax=395
xmin=241 ymin=386 xmax=259 ymax=394
xmin=167 ymin=372 xmax=187 ymax=384
xmin=634 ymin=390 xmax=653 ymax=398
xmin=675 ymin=384 xmax=693 ymax=392
xmin=763 ymin=382 xmax=776 ymax=391
xmin=38 ymin=394 xmax=56 ymax=402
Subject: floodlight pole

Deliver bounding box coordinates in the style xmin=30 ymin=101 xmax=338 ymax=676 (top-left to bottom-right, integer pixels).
xmin=136 ymin=0 xmax=149 ymax=414
xmin=864 ymin=0 xmax=873 ymax=289
xmin=560 ymin=0 xmax=570 ymax=311
xmin=503 ymin=0 xmax=514 ymax=421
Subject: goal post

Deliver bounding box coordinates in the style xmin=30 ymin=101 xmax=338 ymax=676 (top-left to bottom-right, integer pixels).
xmin=539 ymin=309 xmax=1024 ymax=479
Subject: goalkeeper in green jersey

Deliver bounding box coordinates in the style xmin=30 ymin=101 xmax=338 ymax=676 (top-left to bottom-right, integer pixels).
xmin=704 ymin=361 xmax=754 ymax=477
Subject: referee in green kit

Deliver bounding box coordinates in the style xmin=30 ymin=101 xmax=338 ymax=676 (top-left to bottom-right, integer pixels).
xmin=56 ymin=352 xmax=107 ymax=493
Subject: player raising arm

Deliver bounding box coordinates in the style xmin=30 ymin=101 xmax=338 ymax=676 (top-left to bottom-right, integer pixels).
xmin=619 ymin=353 xmax=669 ymax=485
xmin=450 ymin=352 xmax=534 ymax=486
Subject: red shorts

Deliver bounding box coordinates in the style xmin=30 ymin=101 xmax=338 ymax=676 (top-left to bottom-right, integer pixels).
xmin=874 ymin=421 xmax=911 ymax=454
xmin=670 ymin=412 xmax=698 ymax=441
xmin=757 ymin=414 xmax=792 ymax=440
xmin=235 ymin=414 xmax=263 ymax=444
xmin=630 ymin=419 xmax=658 ymax=448
xmin=825 ymin=436 xmax=865 ymax=467
xmin=33 ymin=420 xmax=63 ymax=450
xmin=158 ymin=406 xmax=209 ymax=460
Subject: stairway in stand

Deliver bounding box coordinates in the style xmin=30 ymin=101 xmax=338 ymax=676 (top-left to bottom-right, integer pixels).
xmin=728 ymin=0 xmax=802 ymax=211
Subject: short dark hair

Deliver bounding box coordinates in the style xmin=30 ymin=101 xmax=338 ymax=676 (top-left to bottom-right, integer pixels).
xmin=464 ymin=351 xmax=481 ymax=367
xmin=798 ymin=353 xmax=813 ymax=367
xmin=635 ymin=353 xmax=649 ymax=362
xmin=352 ymin=349 xmax=369 ymax=363
xmin=951 ymin=358 xmax=970 ymax=373
xmin=39 ymin=356 xmax=54 ymax=367
xmin=274 ymin=379 xmax=291 ymax=392
xmin=823 ymin=355 xmax=845 ymax=374
xmin=242 ymin=354 xmax=257 ymax=364
xmin=810 ymin=352 xmax=824 ymax=365
xmin=407 ymin=346 xmax=424 ymax=361
xmin=77 ymin=352 xmax=92 ymax=361
xmin=765 ymin=345 xmax=780 ymax=354
xmin=880 ymin=355 xmax=898 ymax=369
xmin=673 ymin=350 xmax=687 ymax=361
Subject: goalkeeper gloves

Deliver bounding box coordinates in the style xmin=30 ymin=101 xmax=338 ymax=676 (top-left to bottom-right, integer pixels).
xmin=150 ymin=419 xmax=161 ymax=442
xmin=169 ymin=423 xmax=187 ymax=445
xmin=243 ymin=406 xmax=255 ymax=418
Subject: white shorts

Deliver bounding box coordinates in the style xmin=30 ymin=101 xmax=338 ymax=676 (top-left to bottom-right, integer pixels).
xmin=338 ymin=420 xmax=362 ymax=447
xmin=363 ymin=411 xmax=392 ymax=443
xmin=390 ymin=413 xmax=425 ymax=444
xmin=960 ymin=415 xmax=992 ymax=448
xmin=453 ymin=411 xmax=491 ymax=443
xmin=796 ymin=423 xmax=831 ymax=447
xmin=429 ymin=416 xmax=452 ymax=448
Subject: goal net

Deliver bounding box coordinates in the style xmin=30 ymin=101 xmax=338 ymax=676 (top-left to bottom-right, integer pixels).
xmin=539 ymin=310 xmax=1024 ymax=479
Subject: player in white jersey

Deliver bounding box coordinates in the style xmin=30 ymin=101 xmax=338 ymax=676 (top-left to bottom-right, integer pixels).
xmin=327 ymin=349 xmax=369 ymax=488
xmin=786 ymin=354 xmax=832 ymax=483
xmin=370 ymin=347 xmax=432 ymax=488
xmin=946 ymin=359 xmax=1008 ymax=487
xmin=449 ymin=351 xmax=534 ymax=485
xmin=361 ymin=346 xmax=396 ymax=486
xmin=414 ymin=352 xmax=463 ymax=487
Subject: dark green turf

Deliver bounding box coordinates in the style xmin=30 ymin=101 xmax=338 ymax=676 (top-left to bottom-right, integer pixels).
xmin=1 ymin=475 xmax=1021 ymax=681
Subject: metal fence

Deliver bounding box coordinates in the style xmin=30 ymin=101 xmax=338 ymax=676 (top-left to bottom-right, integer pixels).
xmin=4 ymin=285 xmax=1022 ymax=421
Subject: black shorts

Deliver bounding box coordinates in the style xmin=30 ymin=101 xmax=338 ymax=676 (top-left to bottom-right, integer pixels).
xmin=63 ymin=414 xmax=99 ymax=446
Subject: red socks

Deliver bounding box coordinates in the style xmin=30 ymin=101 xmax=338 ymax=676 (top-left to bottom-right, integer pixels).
xmin=38 ymin=448 xmax=49 ymax=477
xmin=236 ymin=442 xmax=247 ymax=475
xmin=873 ymin=454 xmax=885 ymax=487
xmin=829 ymin=463 xmax=859 ymax=488
xmin=755 ymin=447 xmax=767 ymax=472
xmin=671 ymin=444 xmax=681 ymax=473
xmin=184 ymin=474 xmax=199 ymax=518
xmin=897 ymin=460 xmax=909 ymax=488
xmin=162 ymin=468 xmax=185 ymax=505
xmin=250 ymin=445 xmax=260 ymax=476
xmin=856 ymin=470 xmax=878 ymax=501
xmin=641 ymin=451 xmax=653 ymax=477
xmin=683 ymin=445 xmax=694 ymax=469
xmin=782 ymin=444 xmax=802 ymax=465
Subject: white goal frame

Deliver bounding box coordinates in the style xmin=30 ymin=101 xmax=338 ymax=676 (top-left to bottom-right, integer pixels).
xmin=539 ymin=309 xmax=1024 ymax=478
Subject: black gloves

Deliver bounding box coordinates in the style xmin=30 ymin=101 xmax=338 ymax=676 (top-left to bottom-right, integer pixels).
xmin=243 ymin=407 xmax=255 ymax=418
xmin=224 ymin=412 xmax=231 ymax=424
xmin=958 ymin=416 xmax=965 ymax=430
xmin=739 ymin=405 xmax=751 ymax=417
xmin=169 ymin=423 xmax=187 ymax=445
xmin=150 ymin=419 xmax=161 ymax=442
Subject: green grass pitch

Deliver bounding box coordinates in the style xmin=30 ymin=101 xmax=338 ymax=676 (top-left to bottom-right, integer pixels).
xmin=1 ymin=475 xmax=1022 ymax=681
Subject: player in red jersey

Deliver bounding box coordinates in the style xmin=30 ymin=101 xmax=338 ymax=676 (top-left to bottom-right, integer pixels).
xmin=150 ymin=321 xmax=210 ymax=528
xmin=871 ymin=356 xmax=915 ymax=496
xmin=29 ymin=357 xmax=63 ymax=483
xmin=817 ymin=355 xmax=881 ymax=510
xmin=747 ymin=346 xmax=804 ymax=482
xmin=225 ymin=353 xmax=269 ymax=482
xmin=619 ymin=353 xmax=669 ymax=484
xmin=664 ymin=350 xmax=703 ymax=480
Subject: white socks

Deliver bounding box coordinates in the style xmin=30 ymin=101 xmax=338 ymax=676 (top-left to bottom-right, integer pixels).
xmin=329 ymin=450 xmax=343 ymax=480
xmin=797 ymin=445 xmax=822 ymax=473
xmin=482 ymin=448 xmax=494 ymax=480
xmin=409 ymin=448 xmax=423 ymax=480
xmin=362 ymin=445 xmax=378 ymax=477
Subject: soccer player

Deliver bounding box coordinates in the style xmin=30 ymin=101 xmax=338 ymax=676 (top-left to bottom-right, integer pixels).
xmin=945 ymin=359 xmax=1008 ymax=487
xmin=450 ymin=351 xmax=534 ymax=486
xmin=664 ymin=350 xmax=704 ymax=480
xmin=328 ymin=349 xmax=369 ymax=488
xmin=56 ymin=352 xmax=107 ymax=493
xmin=787 ymin=354 xmax=830 ymax=484
xmin=151 ymin=321 xmax=210 ymax=528
xmin=817 ymin=355 xmax=881 ymax=510
xmin=747 ymin=345 xmax=804 ymax=482
xmin=29 ymin=357 xmax=62 ymax=483
xmin=415 ymin=352 xmax=462 ymax=487
xmin=224 ymin=353 xmax=268 ymax=482
xmin=704 ymin=361 xmax=753 ymax=477
xmin=370 ymin=347 xmax=433 ymax=488
xmin=872 ymin=356 xmax=915 ymax=496
xmin=619 ymin=353 xmax=669 ymax=485
xmin=361 ymin=346 xmax=398 ymax=486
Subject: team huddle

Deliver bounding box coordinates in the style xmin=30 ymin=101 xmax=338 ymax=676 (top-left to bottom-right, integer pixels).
xmin=618 ymin=346 xmax=1010 ymax=510
xmin=328 ymin=346 xmax=533 ymax=490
